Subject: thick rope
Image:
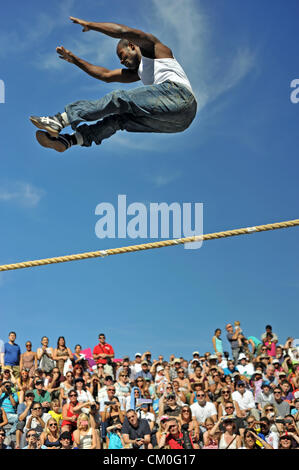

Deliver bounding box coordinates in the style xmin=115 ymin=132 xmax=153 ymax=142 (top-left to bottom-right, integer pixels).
xmin=0 ymin=219 xmax=298 ymax=272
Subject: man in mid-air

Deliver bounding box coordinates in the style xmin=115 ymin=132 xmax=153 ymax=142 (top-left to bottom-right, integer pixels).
xmin=30 ymin=17 xmax=197 ymax=152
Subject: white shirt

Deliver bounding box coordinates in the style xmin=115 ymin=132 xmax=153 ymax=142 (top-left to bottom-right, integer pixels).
xmin=236 ymin=363 xmax=255 ymax=376
xmin=190 ymin=401 xmax=217 ymax=424
xmin=232 ymin=390 xmax=255 ymax=410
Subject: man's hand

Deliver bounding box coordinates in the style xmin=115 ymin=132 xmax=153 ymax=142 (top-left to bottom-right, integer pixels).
xmin=70 ymin=17 xmax=90 ymax=32
xmin=56 ymin=46 xmax=76 ymax=64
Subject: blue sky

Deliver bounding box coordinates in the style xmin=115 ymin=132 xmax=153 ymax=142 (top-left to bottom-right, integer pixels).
xmin=0 ymin=0 xmax=298 ymax=360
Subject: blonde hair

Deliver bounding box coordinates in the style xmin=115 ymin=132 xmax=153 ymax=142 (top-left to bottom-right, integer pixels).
xmin=234 ymin=321 xmax=240 ymax=326
xmin=44 ymin=418 xmax=59 ymax=438
xmin=77 ymin=413 xmax=90 ymax=428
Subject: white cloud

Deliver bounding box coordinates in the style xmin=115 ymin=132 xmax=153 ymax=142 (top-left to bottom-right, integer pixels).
xmin=151 ymin=171 xmax=181 ymax=187
xmin=149 ymin=0 xmax=257 ymax=110
xmin=0 ymin=182 xmax=45 ymax=208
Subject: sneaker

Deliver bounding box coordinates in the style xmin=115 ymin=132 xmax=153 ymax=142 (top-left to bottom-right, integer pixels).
xmin=35 ymin=131 xmax=71 ymax=153
xmin=30 ymin=113 xmax=64 ymax=136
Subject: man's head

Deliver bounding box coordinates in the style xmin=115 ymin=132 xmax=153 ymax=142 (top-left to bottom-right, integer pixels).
xmin=236 ymin=381 xmax=246 ymax=394
xmin=266 ymin=365 xmax=275 ymax=377
xmin=126 ymin=409 xmax=138 ymax=427
xmin=107 ymin=385 xmax=116 ymax=400
xmin=135 ymin=353 xmax=142 ymax=363
xmin=60 ymin=431 xmax=72 ymax=448
xmin=26 ymin=429 xmax=38 ymax=447
xmin=98 ymin=333 xmax=106 ymax=344
xmin=166 ymin=418 xmax=180 ymax=436
xmin=273 ymin=387 xmax=283 ymax=402
xmin=141 ymin=361 xmax=149 ymax=371
xmin=8 ymin=331 xmax=16 ymax=342
xmin=265 ymin=325 xmax=272 ymax=333
xmin=225 ymin=324 xmax=233 ymax=333
xmin=196 ymin=390 xmax=206 ymax=406
xmin=116 ymin=40 xmax=141 ymax=70
xmin=0 ymin=429 xmax=6 ymax=444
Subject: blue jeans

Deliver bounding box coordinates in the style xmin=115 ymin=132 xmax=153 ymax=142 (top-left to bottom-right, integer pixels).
xmin=65 ymin=80 xmax=197 ymax=147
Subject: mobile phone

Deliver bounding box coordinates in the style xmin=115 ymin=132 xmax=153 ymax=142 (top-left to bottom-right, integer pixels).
xmin=137 ymin=398 xmax=152 ymax=405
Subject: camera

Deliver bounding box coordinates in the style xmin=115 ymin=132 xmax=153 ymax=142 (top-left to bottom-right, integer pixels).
xmin=275 ymin=418 xmax=285 ymax=424
xmin=104 ymin=401 xmax=116 ymax=405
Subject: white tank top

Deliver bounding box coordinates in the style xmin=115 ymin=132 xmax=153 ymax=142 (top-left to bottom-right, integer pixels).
xmin=79 ymin=428 xmax=93 ymax=449
xmin=138 ymin=56 xmax=193 ymax=92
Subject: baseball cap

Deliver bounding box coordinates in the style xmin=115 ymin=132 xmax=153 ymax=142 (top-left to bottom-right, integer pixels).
xmin=272 ymin=359 xmax=279 ymax=364
xmin=156 ymin=366 xmax=164 ymax=373
xmin=193 ymin=351 xmax=200 ymax=356
xmin=261 ymin=381 xmax=271 ymax=388
xmin=237 ymin=380 xmax=245 ymax=386
xmin=25 ymin=390 xmax=35 ymax=397
xmin=209 ymin=355 xmax=217 ymax=360
xmin=278 ymin=371 xmax=286 ymax=376
xmin=174 ymin=358 xmax=181 ymax=364
xmin=238 ymin=353 xmax=246 ymax=360
xmin=135 ymin=353 xmax=141 ymax=357
xmin=141 ymin=361 xmax=148 ymax=365
xmin=35 ymin=379 xmax=43 ymax=385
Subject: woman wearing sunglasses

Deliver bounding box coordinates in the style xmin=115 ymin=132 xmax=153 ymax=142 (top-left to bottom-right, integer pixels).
xmin=40 ymin=418 xmax=61 ymax=448
xmin=179 ymin=406 xmax=200 ymax=448
xmin=73 ymin=413 xmax=98 ymax=449
xmin=61 ymin=390 xmax=91 ymax=433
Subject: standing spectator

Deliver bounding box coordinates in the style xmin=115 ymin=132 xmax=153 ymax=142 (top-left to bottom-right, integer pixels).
xmin=225 ymin=324 xmax=240 ymax=365
xmin=270 ymin=387 xmax=291 ymax=417
xmin=53 ymin=336 xmax=73 ymax=375
xmin=232 ymin=381 xmax=259 ymax=420
xmin=212 ymin=329 xmax=223 ymax=354
xmin=93 ymin=334 xmax=115 ymax=376
xmin=264 ymin=333 xmax=276 ymax=357
xmin=142 ymin=352 xmax=153 ymax=367
xmin=37 ymin=337 xmax=55 ymax=374
xmin=73 ymin=344 xmax=87 ymax=369
xmin=121 ymin=409 xmax=151 ymax=449
xmin=19 ymin=341 xmax=37 ymax=378
xmin=2 ymin=332 xmax=21 ymax=378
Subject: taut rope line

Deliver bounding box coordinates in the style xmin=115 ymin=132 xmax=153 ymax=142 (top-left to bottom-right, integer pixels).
xmin=0 ymin=219 xmax=298 ymax=272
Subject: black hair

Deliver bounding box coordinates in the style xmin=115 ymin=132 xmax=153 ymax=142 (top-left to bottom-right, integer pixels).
xmin=9 ymin=331 xmax=16 ymax=336
xmin=57 ymin=336 xmax=66 ymax=348
xmin=116 ymin=39 xmax=130 ymax=55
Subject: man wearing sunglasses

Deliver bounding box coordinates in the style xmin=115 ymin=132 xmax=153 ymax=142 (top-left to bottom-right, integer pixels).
xmin=190 ymin=391 xmax=217 ymax=432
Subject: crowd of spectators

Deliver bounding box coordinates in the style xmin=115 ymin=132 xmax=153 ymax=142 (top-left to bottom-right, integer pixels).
xmin=0 ymin=325 xmax=298 ymax=450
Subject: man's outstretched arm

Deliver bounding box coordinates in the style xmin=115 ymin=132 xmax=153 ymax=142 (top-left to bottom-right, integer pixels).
xmin=70 ymin=17 xmax=162 ymax=50
xmin=56 ymin=46 xmax=140 ymax=83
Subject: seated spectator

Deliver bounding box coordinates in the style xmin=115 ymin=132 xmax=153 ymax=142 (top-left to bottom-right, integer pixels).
xmin=258 ymin=416 xmax=279 ymax=449
xmin=256 ymin=382 xmax=274 ymax=412
xmin=59 ymin=431 xmax=73 ymax=449
xmin=61 ymin=390 xmax=88 ymax=433
xmin=0 ymin=429 xmax=11 ymax=449
xmin=217 ymin=391 xmax=242 ymax=419
xmin=15 ymin=390 xmax=35 ymax=449
xmin=73 ymin=413 xmax=98 ymax=449
xmin=203 ymin=417 xmax=220 ymax=448
xmin=172 ymin=380 xmax=187 ymax=405
xmin=270 ymin=387 xmax=290 ymax=417
xmin=40 ymin=417 xmax=61 ymax=448
xmin=158 ymin=417 xmax=196 ymax=449
xmin=32 ymin=378 xmax=51 ymax=413
xmin=190 ymin=391 xmax=217 ymax=431
xmin=46 ymin=367 xmax=64 ymax=401
xmin=209 ymin=370 xmax=225 ymax=404
xmin=278 ymin=432 xmax=299 ymax=449
xmin=0 ymin=404 xmax=8 ymax=430
xmin=23 ymin=429 xmax=41 ymax=449
xmin=158 ymin=391 xmax=182 ymax=419
xmin=73 ymin=364 xmax=84 ymax=380
xmin=74 ymin=377 xmax=95 ymax=414
xmin=121 ymin=409 xmax=151 ymax=449
xmin=223 ymin=360 xmax=237 ymax=376
xmin=106 ymin=422 xmax=125 ymax=449
xmin=280 ymin=380 xmax=294 ymax=402
xmin=236 ymin=354 xmax=254 ymax=378
xmin=178 ymin=405 xmax=200 ymax=448
xmin=213 ymin=416 xmax=242 ymax=449
xmin=115 ymin=371 xmax=131 ymax=404
xmin=261 ymin=325 xmax=278 ymax=345
xmin=0 ymin=380 xmax=19 ymax=437
xmin=97 ymin=375 xmax=114 ymax=403
xmin=102 ymin=396 xmax=125 ymax=428
xmin=48 ymin=399 xmax=62 ymax=425
xmin=241 ymin=428 xmax=272 ymax=449
xmin=131 ymin=353 xmax=142 ymax=377
xmin=24 ymin=401 xmax=51 ymax=437
xmin=88 ymin=374 xmax=101 ymax=401
xmin=135 ymin=361 xmax=153 ymax=382
xmin=232 ymin=381 xmax=259 ymax=420
xmin=19 ymin=341 xmax=37 ymax=378
xmin=125 ymin=387 xmax=141 ymax=412
xmin=261 ymin=404 xmax=279 ymax=433
xmin=16 ymin=368 xmax=33 ymax=404
xmin=291 ymin=397 xmax=299 ymax=418
xmin=60 ymin=371 xmax=74 ymax=406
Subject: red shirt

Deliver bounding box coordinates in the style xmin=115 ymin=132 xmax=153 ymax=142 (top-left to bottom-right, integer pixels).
xmin=166 ymin=432 xmax=195 ymax=449
xmin=93 ymin=343 xmax=114 ymax=365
